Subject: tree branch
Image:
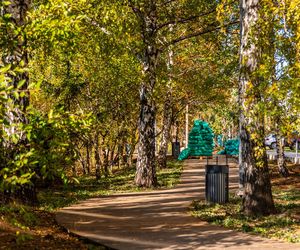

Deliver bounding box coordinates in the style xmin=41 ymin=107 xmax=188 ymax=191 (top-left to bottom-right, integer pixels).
xmin=163 ymin=20 xmax=239 ymax=49
xmin=158 ymin=0 xmax=178 ymax=7
xmin=127 ymin=0 xmax=143 ymax=20
xmin=157 ymin=8 xmax=217 ymax=30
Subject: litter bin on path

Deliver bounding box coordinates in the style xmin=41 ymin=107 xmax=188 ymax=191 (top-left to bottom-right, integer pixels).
xmin=205 ymin=156 xmax=229 ymax=204
xmin=172 ymin=142 xmax=180 ymax=159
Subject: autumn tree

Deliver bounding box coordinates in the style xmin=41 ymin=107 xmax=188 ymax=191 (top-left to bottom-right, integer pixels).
xmin=29 ymin=0 xmax=141 ymax=180
xmin=239 ymin=0 xmax=275 ymax=215
xmin=127 ymin=0 xmax=238 ymax=187
xmin=0 ymin=0 xmax=38 ymax=204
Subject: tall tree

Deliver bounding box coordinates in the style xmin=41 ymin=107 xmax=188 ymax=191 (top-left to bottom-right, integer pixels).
xmin=130 ymin=1 xmax=158 ymax=187
xmin=157 ymin=26 xmax=174 ymax=169
xmin=239 ymin=0 xmax=275 ymax=215
xmin=129 ymin=0 xmax=237 ymax=187
xmin=264 ymin=0 xmax=300 ymax=177
xmin=2 ymin=0 xmax=31 ymax=138
xmin=0 ymin=0 xmax=38 ymax=204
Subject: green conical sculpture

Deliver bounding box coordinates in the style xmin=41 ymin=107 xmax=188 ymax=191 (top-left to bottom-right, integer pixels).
xmin=188 ymin=120 xmax=214 ymax=156
xmin=178 ymin=120 xmax=214 ymax=160
xmin=217 ymin=139 xmax=239 ymax=156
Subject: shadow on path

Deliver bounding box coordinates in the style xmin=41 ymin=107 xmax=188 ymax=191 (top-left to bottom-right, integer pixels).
xmin=56 ymin=159 xmax=299 ymax=250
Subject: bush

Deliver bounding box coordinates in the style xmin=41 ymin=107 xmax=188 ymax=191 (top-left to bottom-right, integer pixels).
xmin=0 ymin=107 xmax=92 ymax=203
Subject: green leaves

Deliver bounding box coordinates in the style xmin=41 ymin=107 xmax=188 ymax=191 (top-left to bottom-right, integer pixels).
xmin=0 ymin=148 xmax=36 ymax=191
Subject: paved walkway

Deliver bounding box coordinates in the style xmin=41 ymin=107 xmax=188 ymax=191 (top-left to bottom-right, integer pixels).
xmin=56 ymin=158 xmax=299 ymax=250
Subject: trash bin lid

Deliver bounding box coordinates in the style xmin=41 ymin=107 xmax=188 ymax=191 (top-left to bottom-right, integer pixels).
xmin=205 ymin=165 xmax=229 ymax=174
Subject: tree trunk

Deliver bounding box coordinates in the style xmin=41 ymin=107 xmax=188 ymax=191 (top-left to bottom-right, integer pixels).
xmin=126 ymin=148 xmax=133 ymax=168
xmin=86 ymin=142 xmax=91 ymax=174
xmin=276 ymin=135 xmax=289 ymax=177
xmin=118 ymin=143 xmax=124 ymax=169
xmin=239 ymin=0 xmax=275 ymax=216
xmin=158 ymin=94 xmax=172 ymax=168
xmin=109 ymin=144 xmax=116 ymax=173
xmin=1 ymin=0 xmax=37 ymax=205
xmin=268 ymin=18 xmax=289 ymax=177
xmin=110 ymin=143 xmax=116 ymax=165
xmin=185 ymin=105 xmax=189 ymax=148
xmin=135 ymin=2 xmax=158 ymax=187
xmin=158 ymin=27 xmax=174 ymax=169
xmin=94 ymin=132 xmax=101 ymax=180
xmin=126 ymin=129 xmax=138 ymax=168
xmin=80 ymin=154 xmax=87 ymax=175
xmin=103 ymin=148 xmax=110 ymax=177
xmin=72 ymin=164 xmax=77 ymax=176
xmin=3 ymin=0 xmax=31 ymax=111
xmin=135 ymin=90 xmax=157 ymax=187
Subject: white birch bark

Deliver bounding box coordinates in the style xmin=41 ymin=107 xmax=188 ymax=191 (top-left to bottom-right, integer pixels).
xmin=239 ymin=0 xmax=275 ymax=215
xmin=135 ymin=1 xmax=158 ymax=187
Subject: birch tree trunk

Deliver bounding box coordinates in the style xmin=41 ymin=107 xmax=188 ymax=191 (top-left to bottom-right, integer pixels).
xmin=135 ymin=1 xmax=158 ymax=187
xmin=158 ymin=94 xmax=172 ymax=169
xmin=275 ymin=134 xmax=289 ymax=177
xmin=2 ymin=0 xmax=37 ymax=205
xmin=3 ymin=0 xmax=31 ymax=138
xmin=79 ymin=153 xmax=87 ymax=175
xmin=109 ymin=143 xmax=115 ymax=168
xmin=94 ymin=132 xmax=102 ymax=180
xmin=239 ymin=0 xmax=275 ymax=215
xmin=103 ymin=148 xmax=110 ymax=177
xmin=126 ymin=129 xmax=138 ymax=168
xmin=86 ymin=141 xmax=91 ymax=174
xmin=118 ymin=143 xmax=124 ymax=169
xmin=158 ymin=26 xmax=174 ymax=169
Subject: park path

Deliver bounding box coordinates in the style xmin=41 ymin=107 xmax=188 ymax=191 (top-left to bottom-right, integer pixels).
xmin=56 ymin=158 xmax=299 ymax=250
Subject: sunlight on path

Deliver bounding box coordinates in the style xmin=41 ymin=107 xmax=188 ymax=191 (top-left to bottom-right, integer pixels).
xmin=56 ymin=159 xmax=299 ymax=250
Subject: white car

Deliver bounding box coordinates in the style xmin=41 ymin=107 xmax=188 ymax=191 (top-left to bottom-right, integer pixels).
xmin=265 ymin=134 xmax=277 ymax=149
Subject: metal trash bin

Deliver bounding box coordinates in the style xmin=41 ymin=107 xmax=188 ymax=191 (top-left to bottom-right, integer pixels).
xmin=172 ymin=142 xmax=180 ymax=159
xmin=205 ymin=157 xmax=229 ymax=204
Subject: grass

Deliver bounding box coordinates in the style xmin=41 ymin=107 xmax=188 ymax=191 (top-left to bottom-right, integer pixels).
xmin=192 ymin=189 xmax=300 ymax=243
xmin=38 ymin=160 xmax=183 ymax=211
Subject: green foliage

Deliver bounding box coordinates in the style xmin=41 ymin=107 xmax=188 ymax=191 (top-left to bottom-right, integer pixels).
xmin=0 ymin=102 xmax=92 ymax=192
xmin=24 ymin=109 xmax=92 ymax=186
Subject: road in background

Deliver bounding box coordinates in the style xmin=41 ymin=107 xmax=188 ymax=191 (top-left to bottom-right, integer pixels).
xmin=267 ymin=150 xmax=299 ymax=164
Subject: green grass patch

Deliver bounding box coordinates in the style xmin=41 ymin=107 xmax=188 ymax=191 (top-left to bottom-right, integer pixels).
xmin=192 ymin=189 xmax=300 ymax=243
xmin=38 ymin=160 xmax=183 ymax=211
xmin=157 ymin=160 xmax=183 ymax=188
